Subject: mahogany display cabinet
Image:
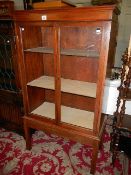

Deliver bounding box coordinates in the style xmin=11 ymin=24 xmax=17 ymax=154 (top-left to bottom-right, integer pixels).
xmin=14 ymin=5 xmax=119 ymax=173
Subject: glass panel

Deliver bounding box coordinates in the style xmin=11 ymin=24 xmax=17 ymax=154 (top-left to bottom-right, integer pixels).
xmin=0 ymin=20 xmax=18 ymax=91
xmin=60 ymin=25 xmax=101 ymax=58
xmin=60 ymin=25 xmax=102 ymax=128
xmin=21 ymin=25 xmax=55 ymax=119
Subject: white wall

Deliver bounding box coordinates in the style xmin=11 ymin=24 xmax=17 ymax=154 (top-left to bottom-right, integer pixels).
xmin=115 ymin=0 xmax=131 ymax=67
xmin=13 ymin=0 xmax=24 ymax=10
xmin=103 ymin=79 xmax=131 ymax=115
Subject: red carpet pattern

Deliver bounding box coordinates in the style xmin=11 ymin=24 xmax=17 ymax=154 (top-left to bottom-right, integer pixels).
xmin=0 ymin=116 xmax=131 ymax=175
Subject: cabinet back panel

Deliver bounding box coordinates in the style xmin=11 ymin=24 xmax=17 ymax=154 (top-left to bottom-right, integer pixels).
xmin=45 ymin=89 xmax=55 ymax=103
xmin=60 ymin=26 xmax=101 ymax=52
xmin=61 ymin=92 xmax=95 ymax=112
xmin=43 ymin=54 xmax=54 ymax=76
xmin=41 ymin=27 xmax=54 ymax=48
xmin=60 ymin=56 xmax=98 ymax=83
xmin=45 ymin=90 xmax=95 ymax=111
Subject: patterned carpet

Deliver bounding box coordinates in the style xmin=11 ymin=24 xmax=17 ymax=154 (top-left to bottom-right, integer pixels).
xmin=0 ymin=116 xmax=131 ymax=175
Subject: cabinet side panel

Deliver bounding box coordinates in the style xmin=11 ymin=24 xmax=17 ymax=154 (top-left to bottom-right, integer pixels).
xmin=27 ymin=86 xmax=46 ymax=112
xmin=24 ymin=52 xmax=44 ymax=83
xmin=21 ymin=26 xmax=42 ymax=49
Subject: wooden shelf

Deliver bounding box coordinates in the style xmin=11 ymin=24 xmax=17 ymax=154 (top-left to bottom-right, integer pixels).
xmin=61 ymin=105 xmax=94 ymax=129
xmin=24 ymin=47 xmax=99 ymax=58
xmin=27 ymin=76 xmax=55 ymax=90
xmin=31 ymin=102 xmax=94 ymax=129
xmin=31 ymin=102 xmax=55 ymax=120
xmin=27 ymin=75 xmax=97 ymax=98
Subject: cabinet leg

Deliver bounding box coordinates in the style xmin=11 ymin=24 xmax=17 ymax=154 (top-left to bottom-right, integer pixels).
xmin=24 ymin=123 xmax=31 ymax=150
xmin=24 ymin=126 xmax=31 ymax=150
xmin=90 ymin=143 xmax=99 ymax=174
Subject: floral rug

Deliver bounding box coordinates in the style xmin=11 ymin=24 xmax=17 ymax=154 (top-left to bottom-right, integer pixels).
xmin=0 ymin=116 xmax=131 ymax=175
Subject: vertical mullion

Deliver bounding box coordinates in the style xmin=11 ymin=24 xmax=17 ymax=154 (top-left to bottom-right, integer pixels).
xmin=54 ymin=25 xmax=61 ymax=124
xmin=93 ymin=22 xmax=111 ymax=135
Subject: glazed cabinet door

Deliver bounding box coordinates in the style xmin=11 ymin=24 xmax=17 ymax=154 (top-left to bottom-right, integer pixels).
xmin=0 ymin=20 xmax=18 ymax=91
xmin=58 ymin=23 xmax=103 ymax=130
xmin=18 ymin=21 xmax=105 ymax=132
xmin=19 ymin=24 xmax=56 ymax=121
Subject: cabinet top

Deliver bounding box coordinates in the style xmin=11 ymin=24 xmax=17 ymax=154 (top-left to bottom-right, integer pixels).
xmin=14 ymin=5 xmax=120 ymax=22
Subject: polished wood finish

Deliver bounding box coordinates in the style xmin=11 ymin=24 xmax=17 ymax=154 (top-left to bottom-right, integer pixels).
xmin=14 ymin=5 xmax=119 ymax=174
xmin=0 ymin=90 xmax=23 ymax=133
xmin=32 ymin=1 xmax=70 ymax=9
xmin=0 ymin=1 xmax=14 ymax=19
xmin=14 ymin=5 xmax=120 ymax=22
xmin=0 ymin=1 xmax=23 ymax=131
